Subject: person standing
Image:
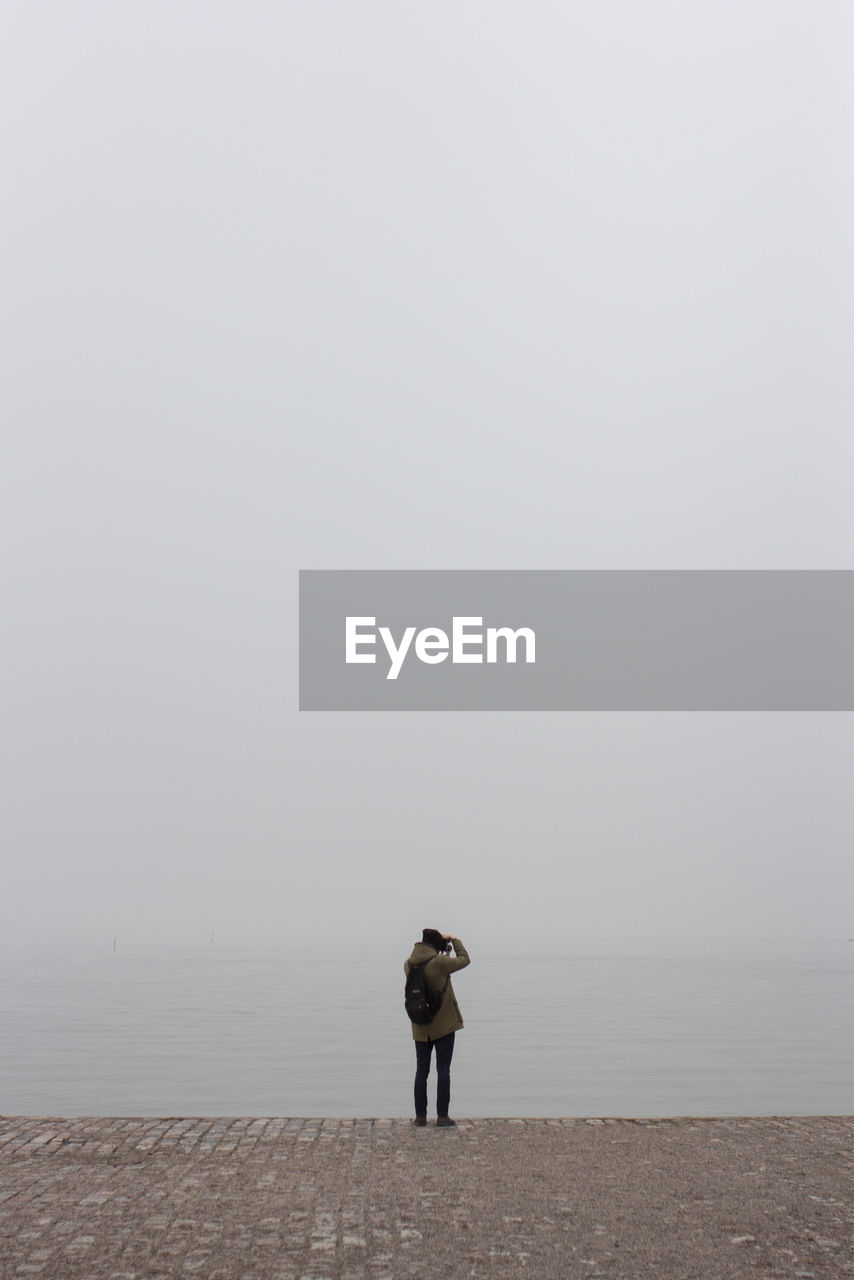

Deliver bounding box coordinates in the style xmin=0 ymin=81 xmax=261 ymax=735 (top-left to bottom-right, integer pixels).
xmin=404 ymin=928 xmax=471 ymax=1127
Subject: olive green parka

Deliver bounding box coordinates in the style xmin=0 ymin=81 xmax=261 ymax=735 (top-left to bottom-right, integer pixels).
xmin=404 ymin=937 xmax=471 ymax=1042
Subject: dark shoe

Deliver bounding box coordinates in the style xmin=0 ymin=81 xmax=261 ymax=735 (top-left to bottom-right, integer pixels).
xmin=413 ymin=1117 xmax=427 ymax=1126
xmin=436 ymin=1117 xmax=456 ymax=1127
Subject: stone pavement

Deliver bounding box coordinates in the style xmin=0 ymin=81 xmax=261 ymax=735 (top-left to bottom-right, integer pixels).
xmin=1 ymin=1116 xmax=852 ymax=1280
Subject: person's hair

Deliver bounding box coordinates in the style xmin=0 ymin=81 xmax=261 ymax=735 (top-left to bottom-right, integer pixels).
xmin=422 ymin=928 xmax=445 ymax=951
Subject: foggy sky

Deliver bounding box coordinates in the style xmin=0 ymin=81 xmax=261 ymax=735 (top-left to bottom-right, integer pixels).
xmin=3 ymin=2 xmax=853 ymax=952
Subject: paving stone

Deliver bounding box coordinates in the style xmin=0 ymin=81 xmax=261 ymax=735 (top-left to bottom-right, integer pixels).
xmin=1 ymin=1116 xmax=852 ymax=1278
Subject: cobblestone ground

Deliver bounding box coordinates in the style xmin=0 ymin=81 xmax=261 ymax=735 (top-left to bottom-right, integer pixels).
xmin=1 ymin=1116 xmax=852 ymax=1280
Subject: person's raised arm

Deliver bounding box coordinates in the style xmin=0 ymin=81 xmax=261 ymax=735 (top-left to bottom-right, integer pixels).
xmin=435 ymin=934 xmax=470 ymax=974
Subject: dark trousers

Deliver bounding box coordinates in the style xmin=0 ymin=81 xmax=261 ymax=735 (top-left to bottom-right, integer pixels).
xmin=414 ymin=1032 xmax=455 ymax=1118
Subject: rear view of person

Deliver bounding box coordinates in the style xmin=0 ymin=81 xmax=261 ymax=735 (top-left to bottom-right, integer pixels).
xmin=404 ymin=929 xmax=471 ymax=1127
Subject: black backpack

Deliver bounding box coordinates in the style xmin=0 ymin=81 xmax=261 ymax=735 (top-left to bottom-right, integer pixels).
xmin=404 ymin=957 xmax=446 ymax=1025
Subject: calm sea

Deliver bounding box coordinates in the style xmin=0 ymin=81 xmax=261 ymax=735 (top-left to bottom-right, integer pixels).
xmin=2 ymin=940 xmax=852 ymax=1117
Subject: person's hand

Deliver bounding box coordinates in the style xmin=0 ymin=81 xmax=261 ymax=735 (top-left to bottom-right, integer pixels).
xmin=442 ymin=933 xmax=454 ymax=942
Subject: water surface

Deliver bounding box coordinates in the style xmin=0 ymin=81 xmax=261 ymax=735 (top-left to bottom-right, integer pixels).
xmin=2 ymin=939 xmax=851 ymax=1116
